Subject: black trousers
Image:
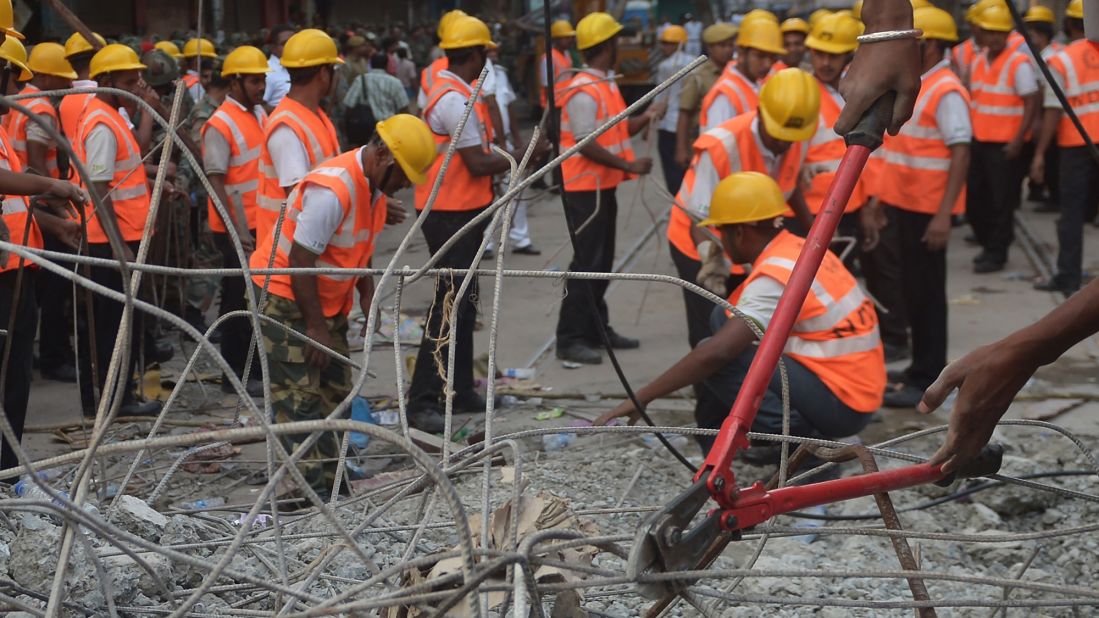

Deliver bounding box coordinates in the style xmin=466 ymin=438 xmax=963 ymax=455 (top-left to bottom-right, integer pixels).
xmin=77 ymin=241 xmax=144 ymax=414
xmin=36 ymin=235 xmax=75 ymax=372
xmin=408 ymin=207 xmax=488 ymax=410
xmin=967 ymin=140 xmax=1025 ymax=263
xmin=885 ymin=204 xmax=948 ymax=389
xmin=657 ymin=129 xmax=686 ymax=195
xmin=860 ymin=206 xmax=909 ymax=350
xmin=1053 ymin=146 xmax=1099 ymax=292
xmin=556 ymin=189 xmax=618 ymax=347
xmin=668 ymin=241 xmax=743 ymax=349
xmin=214 ymin=231 xmax=259 ymax=378
xmin=0 ymin=269 xmax=38 ymax=470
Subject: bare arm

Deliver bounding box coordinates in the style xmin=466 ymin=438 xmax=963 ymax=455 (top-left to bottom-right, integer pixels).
xmin=90 ymin=180 xmax=134 ymax=260
xmin=288 ymin=243 xmax=334 ymax=369
xmin=675 ymin=111 xmax=693 ymax=167
xmin=26 ymin=140 xmax=49 ymax=177
xmin=1006 ymin=92 xmax=1041 ymax=158
xmin=922 ymin=144 xmax=969 ymax=251
xmin=1029 ymin=108 xmax=1062 ymax=184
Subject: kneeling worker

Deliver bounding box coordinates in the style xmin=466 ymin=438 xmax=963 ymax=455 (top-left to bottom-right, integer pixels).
xmin=249 ymin=114 xmax=436 ymax=499
xmin=597 ymin=172 xmax=885 ymax=452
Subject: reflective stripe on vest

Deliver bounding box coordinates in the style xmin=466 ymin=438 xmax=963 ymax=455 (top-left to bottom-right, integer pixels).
xmin=255 ymin=97 xmax=339 ymax=244
xmin=8 ymin=86 xmax=61 ymax=178
xmin=699 ymin=64 xmax=758 ymax=131
xmin=540 ymin=48 xmax=574 ymax=107
xmin=803 ymin=82 xmax=867 ymax=214
xmin=0 ymin=124 xmax=42 ymax=272
xmin=970 ymin=49 xmax=1031 ymax=142
xmin=202 ymin=100 xmax=267 ymax=233
xmin=1049 ymin=40 xmax=1099 ymax=147
xmin=414 ymin=73 xmax=496 ymax=210
xmin=419 ymin=57 xmax=448 ymax=104
xmin=726 ymin=230 xmax=885 ymax=412
xmin=559 ymin=71 xmax=636 ymax=192
xmin=75 ymin=98 xmax=150 ymax=244
xmin=251 ymin=148 xmax=387 ymax=317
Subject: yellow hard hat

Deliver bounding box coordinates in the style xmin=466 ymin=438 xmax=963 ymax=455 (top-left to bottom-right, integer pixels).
xmin=0 ymin=37 xmax=30 ymax=81
xmin=758 ymin=67 xmax=820 ymax=142
xmin=975 ymin=4 xmax=1014 ymax=32
xmin=551 ymin=19 xmax=576 ymax=38
xmin=222 ymin=45 xmax=270 ymax=77
xmin=576 ymin=12 xmax=623 ymax=50
xmin=834 ymin=9 xmax=855 ymax=18
xmin=63 ymin=32 xmax=105 ymax=58
xmin=280 ymin=28 xmax=344 ymax=68
xmin=806 ymin=12 xmax=863 ymax=54
xmin=781 ymin=18 xmax=810 ymax=35
xmin=1067 ymin=0 xmax=1084 ymax=19
xmin=440 ymin=15 xmax=498 ymax=50
xmin=703 ymin=22 xmax=738 ymax=44
xmin=375 ymin=113 xmax=437 ymax=186
xmin=26 ymin=42 xmax=76 ymax=79
xmin=967 ymin=0 xmax=1004 ymax=23
xmin=661 ymin=25 xmax=688 ymax=43
xmin=742 ymin=9 xmax=779 ymax=24
xmin=154 ymin=40 xmax=183 ymax=59
xmin=699 ymin=171 xmax=788 ymax=226
xmin=0 ymin=0 xmax=21 ymax=40
xmin=1024 ymin=5 xmax=1056 ymax=22
xmin=914 ymin=6 xmax=960 ymax=42
xmin=437 ymin=9 xmax=467 ymax=39
xmin=89 ymin=43 xmax=147 ymax=79
xmin=910 ymin=0 xmax=933 ymax=9
xmin=736 ymin=16 xmax=786 ymax=55
xmin=809 ymin=8 xmax=834 ymax=28
xmin=852 ymin=0 xmax=864 ymax=20
xmin=182 ymin=37 xmax=217 ymax=59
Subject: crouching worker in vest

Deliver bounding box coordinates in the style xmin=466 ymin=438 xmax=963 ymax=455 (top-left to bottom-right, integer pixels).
xmin=249 ymin=114 xmax=437 ymax=500
xmin=596 ymin=172 xmax=885 ymax=459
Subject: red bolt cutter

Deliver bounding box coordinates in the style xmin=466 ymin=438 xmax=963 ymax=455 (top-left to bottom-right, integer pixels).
xmin=627 ymin=96 xmax=1004 ymax=601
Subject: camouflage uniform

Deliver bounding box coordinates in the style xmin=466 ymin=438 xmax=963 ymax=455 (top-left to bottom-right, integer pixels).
xmin=259 ymin=287 xmax=352 ymax=496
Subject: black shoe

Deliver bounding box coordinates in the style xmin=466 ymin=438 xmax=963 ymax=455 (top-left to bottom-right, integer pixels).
xmin=883 ymin=342 xmax=910 ymax=364
xmin=512 ymin=244 xmax=541 ymax=255
xmin=972 ymin=250 xmax=991 ymax=264
xmin=119 ymin=398 xmax=163 ymax=416
xmin=556 ymin=342 xmax=602 ymax=365
xmin=42 ymin=363 xmax=77 ymax=383
xmin=221 ymin=376 xmax=265 ymax=397
xmin=605 ymin=328 xmax=640 ymax=350
xmin=883 ymin=384 xmax=925 ymax=408
xmin=973 ymin=259 xmax=1005 ymax=274
xmin=453 ymin=389 xmax=486 ymax=413
xmin=1033 ymin=278 xmax=1077 ymax=295
xmin=408 ymin=408 xmax=446 ymax=433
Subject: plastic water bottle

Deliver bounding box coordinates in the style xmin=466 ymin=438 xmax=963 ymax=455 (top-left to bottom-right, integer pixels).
xmin=180 ymin=496 xmax=227 ymax=510
xmin=350 ymin=396 xmax=378 ymax=450
xmin=542 ymin=432 xmax=577 ymax=452
xmin=14 ymin=477 xmax=100 ymax=530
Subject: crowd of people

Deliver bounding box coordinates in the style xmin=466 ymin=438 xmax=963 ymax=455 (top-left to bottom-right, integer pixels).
xmin=2 ymin=0 xmax=1099 ymax=497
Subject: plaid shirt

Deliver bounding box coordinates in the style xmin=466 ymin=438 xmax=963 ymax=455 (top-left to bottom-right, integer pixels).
xmin=344 ymin=68 xmax=409 ymax=122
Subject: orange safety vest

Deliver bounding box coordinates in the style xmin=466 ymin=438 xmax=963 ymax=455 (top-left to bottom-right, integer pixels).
xmin=951 ymin=37 xmax=977 ymax=74
xmin=0 ymin=125 xmax=42 ymax=273
xmin=250 ymin=148 xmax=387 ymax=317
xmin=74 ymin=97 xmax=151 ymax=244
xmin=59 ymin=91 xmax=95 ymax=146
xmin=202 ymin=98 xmax=268 ymax=233
xmin=668 ymin=111 xmax=804 ymax=260
xmin=419 ymin=56 xmax=449 ymax=104
xmin=1048 ymin=40 xmax=1099 ymax=148
xmin=877 ymin=64 xmax=970 ymax=215
xmin=1007 ymin=31 xmax=1025 ymax=55
xmin=728 ymin=229 xmax=885 ymax=412
xmin=415 ymin=72 xmax=496 ymax=210
xmin=7 ymin=85 xmax=62 ymax=178
xmin=254 ymin=97 xmax=340 ymax=244
xmin=182 ymin=72 xmax=200 ymax=91
xmin=969 ymin=48 xmax=1032 ymax=143
xmin=559 ymin=69 xmax=636 ymax=192
xmin=539 ymin=47 xmax=573 ymax=107
xmin=803 ymin=82 xmax=868 ymax=214
xmin=699 ymin=63 xmax=758 ymax=130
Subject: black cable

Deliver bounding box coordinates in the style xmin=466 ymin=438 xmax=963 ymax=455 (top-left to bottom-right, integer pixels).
xmin=784 ymin=470 xmax=1095 ymax=521
xmin=541 ymin=9 xmax=694 ymax=471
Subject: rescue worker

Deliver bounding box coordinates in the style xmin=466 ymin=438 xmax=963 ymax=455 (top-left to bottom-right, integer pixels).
xmin=249 ymin=114 xmax=436 ymax=500
xmin=73 ymin=44 xmax=162 ymax=417
xmin=951 ymin=1 xmax=983 ymax=83
xmin=777 ymin=17 xmax=809 ymax=71
xmin=10 ymin=41 xmax=78 ymax=384
xmin=255 ymin=28 xmax=342 ymax=245
xmin=58 ymin=31 xmax=105 ymax=143
xmin=876 ymin=7 xmax=972 ymax=408
xmin=699 ymin=16 xmax=784 ymax=131
xmin=554 ymin=12 xmax=660 ymax=365
xmin=1063 ymin=0 xmax=1087 ymax=44
xmin=539 ymin=19 xmax=575 ymax=112
xmin=418 ymin=9 xmax=465 ymax=104
xmin=1022 ymin=4 xmax=1061 ymax=211
xmin=597 ymin=172 xmax=885 ymax=456
xmin=263 ymin=24 xmax=295 ymax=109
xmin=408 ymin=16 xmax=533 ymax=430
xmin=181 ymin=37 xmax=217 ymax=102
xmin=1030 ymin=0 xmax=1099 ymax=295
xmin=966 ymin=2 xmax=1040 ymax=274
xmin=202 ymin=45 xmax=269 ymax=396
xmin=669 ymin=67 xmax=817 ymax=352
xmin=674 ymin=22 xmax=736 ymax=170
xmin=154 ymin=40 xmax=183 ymax=62
xmin=654 ymin=24 xmax=691 ymax=193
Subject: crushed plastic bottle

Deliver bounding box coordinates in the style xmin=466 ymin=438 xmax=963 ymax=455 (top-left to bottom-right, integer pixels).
xmin=350 ymin=396 xmax=378 ymax=450
xmin=14 ymin=477 xmax=100 ymax=531
xmin=541 ymin=432 xmax=577 ymax=452
xmin=181 ymin=496 xmax=227 ymax=510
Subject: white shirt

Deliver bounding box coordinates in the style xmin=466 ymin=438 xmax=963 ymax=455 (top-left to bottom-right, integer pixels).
xmin=923 ymin=60 xmax=973 ymax=146
xmin=493 ymin=64 xmax=516 ymax=147
xmin=203 ymin=97 xmax=266 ymax=175
xmin=684 ymin=20 xmax=703 ymax=57
xmin=25 ymin=112 xmax=56 ymax=146
xmin=735 ymin=275 xmax=786 ymax=329
xmin=185 ymin=70 xmax=206 ymax=102
xmin=656 ymin=50 xmax=693 ymax=132
xmin=563 ymin=68 xmax=613 ymax=140
xmin=84 ymin=124 xmax=117 ymax=182
xmin=417 ymin=58 xmax=497 ymax=109
xmin=682 ymin=118 xmax=787 ymax=218
xmin=294 ymin=147 xmax=374 ymax=254
xmin=425 ymin=70 xmax=488 ymax=150
xmin=703 ymin=67 xmax=758 ymax=131
xmin=268 ymin=125 xmax=311 ymax=187
xmin=980 ymin=52 xmax=1039 ymax=97
xmin=264 ymin=55 xmax=291 ymax=108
